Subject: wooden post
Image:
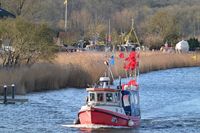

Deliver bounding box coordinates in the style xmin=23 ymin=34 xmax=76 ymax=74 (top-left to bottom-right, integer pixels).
xmin=3 ymin=85 xmax=7 ymax=104
xmin=11 ymin=84 xmax=15 ymax=99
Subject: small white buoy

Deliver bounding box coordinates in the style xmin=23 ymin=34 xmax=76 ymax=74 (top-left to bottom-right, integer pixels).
xmin=128 ymin=120 xmax=134 ymax=127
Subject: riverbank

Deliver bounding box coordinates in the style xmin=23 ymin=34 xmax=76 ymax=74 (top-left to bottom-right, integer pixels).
xmin=0 ymin=51 xmax=199 ymax=94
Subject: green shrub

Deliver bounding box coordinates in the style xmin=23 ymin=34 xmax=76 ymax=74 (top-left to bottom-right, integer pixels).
xmin=187 ymin=38 xmax=200 ymax=51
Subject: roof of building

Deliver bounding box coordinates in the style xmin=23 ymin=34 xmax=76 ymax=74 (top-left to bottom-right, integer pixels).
xmin=0 ymin=8 xmax=15 ymax=18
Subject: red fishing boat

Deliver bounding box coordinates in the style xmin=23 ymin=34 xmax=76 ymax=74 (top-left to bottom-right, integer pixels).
xmin=75 ymin=48 xmax=140 ymax=127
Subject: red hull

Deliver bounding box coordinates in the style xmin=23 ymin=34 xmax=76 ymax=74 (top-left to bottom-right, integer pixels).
xmin=78 ymin=107 xmax=140 ymax=127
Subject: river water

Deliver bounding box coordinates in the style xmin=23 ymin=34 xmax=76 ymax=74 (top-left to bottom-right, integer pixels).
xmin=0 ymin=67 xmax=200 ymax=133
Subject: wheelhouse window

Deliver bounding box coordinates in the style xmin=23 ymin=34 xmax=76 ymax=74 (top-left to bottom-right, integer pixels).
xmin=89 ymin=93 xmax=95 ymax=101
xmin=123 ymin=95 xmax=130 ymax=106
xmin=100 ymin=81 xmax=109 ymax=88
xmin=97 ymin=93 xmax=104 ymax=102
xmin=106 ymin=93 xmax=113 ymax=102
xmin=115 ymin=92 xmax=120 ymax=101
xmin=134 ymin=93 xmax=139 ymax=105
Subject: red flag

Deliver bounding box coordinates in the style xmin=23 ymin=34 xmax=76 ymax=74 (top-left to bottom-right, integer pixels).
xmin=128 ymin=80 xmax=138 ymax=86
xmin=119 ymin=52 xmax=124 ymax=58
xmin=124 ymin=51 xmax=137 ymax=71
xmin=124 ymin=63 xmax=129 ymax=70
xmin=129 ymin=51 xmax=136 ymax=60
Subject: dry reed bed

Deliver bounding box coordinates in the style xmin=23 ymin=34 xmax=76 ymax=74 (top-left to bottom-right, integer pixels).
xmin=0 ymin=51 xmax=199 ymax=94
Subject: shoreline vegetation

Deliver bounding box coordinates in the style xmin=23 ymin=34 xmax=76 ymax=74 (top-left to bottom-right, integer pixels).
xmin=0 ymin=51 xmax=199 ymax=94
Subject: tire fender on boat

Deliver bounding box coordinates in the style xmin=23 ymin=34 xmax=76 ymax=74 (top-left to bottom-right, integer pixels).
xmin=128 ymin=119 xmax=134 ymax=127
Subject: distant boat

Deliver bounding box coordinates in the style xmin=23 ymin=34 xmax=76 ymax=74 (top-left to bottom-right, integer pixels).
xmin=120 ymin=19 xmax=140 ymax=52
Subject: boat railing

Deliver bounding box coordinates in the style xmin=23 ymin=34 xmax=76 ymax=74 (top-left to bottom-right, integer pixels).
xmin=87 ymin=101 xmax=120 ymax=107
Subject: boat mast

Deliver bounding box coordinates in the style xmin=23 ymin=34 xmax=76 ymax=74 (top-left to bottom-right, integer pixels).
xmin=131 ymin=18 xmax=140 ymax=46
xmin=130 ymin=18 xmax=140 ymax=81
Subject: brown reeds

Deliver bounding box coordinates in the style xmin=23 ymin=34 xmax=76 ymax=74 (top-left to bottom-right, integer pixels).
xmin=0 ymin=63 xmax=92 ymax=94
xmin=139 ymin=52 xmax=200 ymax=73
xmin=0 ymin=51 xmax=200 ymax=94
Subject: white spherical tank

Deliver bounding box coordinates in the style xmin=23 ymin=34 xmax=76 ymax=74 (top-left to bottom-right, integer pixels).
xmin=128 ymin=119 xmax=134 ymax=127
xmin=175 ymin=40 xmax=189 ymax=53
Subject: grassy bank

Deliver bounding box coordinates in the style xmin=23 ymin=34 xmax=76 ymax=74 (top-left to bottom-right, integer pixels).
xmin=0 ymin=51 xmax=199 ymax=94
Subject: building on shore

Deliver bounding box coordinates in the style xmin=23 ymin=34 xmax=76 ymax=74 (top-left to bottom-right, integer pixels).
xmin=0 ymin=6 xmax=16 ymax=52
xmin=0 ymin=7 xmax=15 ymax=19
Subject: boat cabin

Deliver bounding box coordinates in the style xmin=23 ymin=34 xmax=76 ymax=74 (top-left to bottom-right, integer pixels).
xmin=86 ymin=87 xmax=140 ymax=117
xmin=86 ymin=76 xmax=140 ymax=117
xmin=86 ymin=87 xmax=121 ymax=106
xmin=121 ymin=90 xmax=140 ymax=116
xmin=86 ymin=77 xmax=118 ymax=105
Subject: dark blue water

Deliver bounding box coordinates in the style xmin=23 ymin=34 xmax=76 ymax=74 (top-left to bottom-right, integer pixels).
xmin=0 ymin=67 xmax=200 ymax=133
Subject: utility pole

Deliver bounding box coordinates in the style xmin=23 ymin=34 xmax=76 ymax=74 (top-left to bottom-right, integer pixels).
xmin=64 ymin=0 xmax=68 ymax=32
xmin=108 ymin=19 xmax=111 ymax=44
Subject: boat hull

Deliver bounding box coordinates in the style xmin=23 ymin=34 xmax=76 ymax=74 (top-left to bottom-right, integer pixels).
xmin=78 ymin=107 xmax=140 ymax=127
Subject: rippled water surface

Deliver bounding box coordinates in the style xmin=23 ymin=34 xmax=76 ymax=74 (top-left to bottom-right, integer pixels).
xmin=0 ymin=67 xmax=200 ymax=133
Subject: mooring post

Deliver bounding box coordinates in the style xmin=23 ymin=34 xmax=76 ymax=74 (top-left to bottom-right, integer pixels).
xmin=3 ymin=85 xmax=7 ymax=104
xmin=11 ymin=84 xmax=15 ymax=99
